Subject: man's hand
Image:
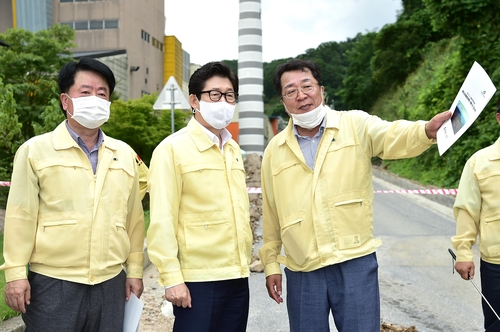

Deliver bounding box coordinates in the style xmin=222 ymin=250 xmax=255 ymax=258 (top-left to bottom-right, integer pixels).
xmin=125 ymin=278 xmax=144 ymax=300
xmin=165 ymin=283 xmax=191 ymax=308
xmin=265 ymin=274 xmax=283 ymax=304
xmin=5 ymin=279 xmax=31 ymax=313
xmin=455 ymin=261 xmax=475 ymax=280
xmin=425 ymin=110 xmax=452 ymax=139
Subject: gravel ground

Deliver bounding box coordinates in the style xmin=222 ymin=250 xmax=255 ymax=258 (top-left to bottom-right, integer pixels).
xmin=139 ymin=262 xmax=174 ymax=331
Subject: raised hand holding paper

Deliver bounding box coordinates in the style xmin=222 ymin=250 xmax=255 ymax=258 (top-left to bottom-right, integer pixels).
xmin=437 ymin=61 xmax=497 ymax=155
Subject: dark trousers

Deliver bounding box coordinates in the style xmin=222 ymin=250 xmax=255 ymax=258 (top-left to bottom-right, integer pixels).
xmin=23 ymin=270 xmax=126 ymax=332
xmin=172 ymin=278 xmax=249 ymax=332
xmin=480 ymin=260 xmax=500 ymax=331
xmin=285 ymin=253 xmax=380 ymax=332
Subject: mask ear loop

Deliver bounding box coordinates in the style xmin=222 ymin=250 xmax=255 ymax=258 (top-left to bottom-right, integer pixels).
xmin=192 ymin=96 xmax=201 ymax=114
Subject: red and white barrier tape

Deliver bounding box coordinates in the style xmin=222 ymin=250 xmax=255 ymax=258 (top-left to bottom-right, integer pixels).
xmin=0 ymin=182 xmax=458 ymax=195
xmin=248 ymin=188 xmax=458 ymax=195
xmin=373 ymin=188 xmax=458 ymax=195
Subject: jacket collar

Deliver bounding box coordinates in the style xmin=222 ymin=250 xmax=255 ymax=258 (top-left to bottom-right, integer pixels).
xmin=52 ymin=121 xmax=117 ymax=151
xmin=187 ymin=117 xmax=237 ymax=152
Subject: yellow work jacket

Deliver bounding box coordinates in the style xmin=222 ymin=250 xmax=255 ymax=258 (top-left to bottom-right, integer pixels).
xmin=147 ymin=118 xmax=252 ymax=287
xmin=453 ymin=137 xmax=500 ymax=264
xmin=259 ymin=107 xmax=435 ymax=276
xmin=0 ymin=121 xmax=145 ymax=284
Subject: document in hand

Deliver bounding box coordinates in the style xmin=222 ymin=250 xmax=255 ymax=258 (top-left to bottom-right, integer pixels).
xmin=123 ymin=292 xmax=144 ymax=332
xmin=437 ymin=61 xmax=497 ymax=155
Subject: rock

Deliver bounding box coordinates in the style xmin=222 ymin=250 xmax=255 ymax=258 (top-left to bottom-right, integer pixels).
xmin=249 ymin=259 xmax=264 ymax=273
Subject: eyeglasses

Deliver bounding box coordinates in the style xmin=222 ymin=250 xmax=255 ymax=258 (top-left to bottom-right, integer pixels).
xmin=200 ymin=90 xmax=238 ymax=103
xmin=282 ymin=83 xmax=319 ymax=100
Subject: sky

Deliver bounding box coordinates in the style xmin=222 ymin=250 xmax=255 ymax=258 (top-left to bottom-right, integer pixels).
xmin=164 ymin=0 xmax=403 ymax=65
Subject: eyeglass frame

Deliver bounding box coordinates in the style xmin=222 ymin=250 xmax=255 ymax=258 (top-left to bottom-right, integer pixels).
xmin=281 ymin=83 xmax=320 ymax=100
xmin=200 ymin=90 xmax=238 ymax=103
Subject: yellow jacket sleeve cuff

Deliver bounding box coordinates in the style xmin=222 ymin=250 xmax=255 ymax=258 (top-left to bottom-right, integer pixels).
xmin=4 ymin=267 xmax=28 ymax=283
xmin=125 ymin=252 xmax=144 ymax=278
xmin=158 ymin=270 xmax=185 ymax=288
xmin=264 ymin=262 xmax=282 ymax=277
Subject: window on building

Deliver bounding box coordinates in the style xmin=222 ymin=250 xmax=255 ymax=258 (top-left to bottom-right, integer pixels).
xmin=75 ymin=21 xmax=88 ymax=30
xmin=89 ymin=20 xmax=103 ymax=29
xmin=60 ymin=20 xmax=118 ymax=30
xmin=151 ymin=37 xmax=164 ymax=52
xmin=104 ymin=20 xmax=118 ymax=29
xmin=141 ymin=30 xmax=150 ymax=43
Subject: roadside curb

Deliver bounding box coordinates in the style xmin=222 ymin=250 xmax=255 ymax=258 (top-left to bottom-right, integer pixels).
xmin=0 ymin=316 xmax=23 ymax=332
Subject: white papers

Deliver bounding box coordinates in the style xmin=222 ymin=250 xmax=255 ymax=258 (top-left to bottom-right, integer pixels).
xmin=123 ymin=292 xmax=144 ymax=332
xmin=437 ymin=61 xmax=497 ymax=155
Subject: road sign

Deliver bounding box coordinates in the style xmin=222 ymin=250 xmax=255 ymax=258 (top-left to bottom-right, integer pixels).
xmin=153 ymin=76 xmax=190 ymax=110
xmin=153 ymin=76 xmax=190 ymax=133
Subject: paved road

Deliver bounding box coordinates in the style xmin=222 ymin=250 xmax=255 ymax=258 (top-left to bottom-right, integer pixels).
xmin=374 ymin=176 xmax=482 ymax=332
xmin=246 ymin=174 xmax=483 ymax=332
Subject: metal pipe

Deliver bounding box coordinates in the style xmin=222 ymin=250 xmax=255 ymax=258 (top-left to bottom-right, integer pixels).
xmin=448 ymin=248 xmax=500 ymax=322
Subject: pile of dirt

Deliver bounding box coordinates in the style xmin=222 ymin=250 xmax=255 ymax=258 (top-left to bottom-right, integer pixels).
xmin=244 ymin=153 xmax=263 ymax=245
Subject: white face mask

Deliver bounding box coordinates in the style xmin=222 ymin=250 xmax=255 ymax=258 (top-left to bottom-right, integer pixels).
xmin=65 ymin=94 xmax=111 ymax=129
xmin=196 ymin=100 xmax=235 ymax=129
xmin=288 ymin=102 xmax=326 ymax=129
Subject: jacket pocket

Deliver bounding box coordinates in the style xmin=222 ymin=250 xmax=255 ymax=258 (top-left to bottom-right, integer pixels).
xmin=105 ymin=163 xmax=135 ymax=207
xmin=481 ymin=213 xmax=500 ymax=257
xmin=34 ymin=214 xmax=87 ymax=267
xmin=181 ymin=212 xmax=234 ymax=268
xmin=329 ymin=192 xmax=370 ymax=250
xmin=280 ymin=211 xmax=311 ymax=266
xmin=106 ymin=218 xmax=131 ymax=267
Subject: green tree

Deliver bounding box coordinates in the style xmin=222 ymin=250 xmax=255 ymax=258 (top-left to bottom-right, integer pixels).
xmin=102 ymin=93 xmax=191 ymax=165
xmin=0 ymin=79 xmax=22 ymax=207
xmin=0 ymin=24 xmax=72 ymax=190
xmin=299 ymin=40 xmax=356 ymax=111
xmin=0 ymin=24 xmax=75 ymax=142
xmin=371 ymin=1 xmax=451 ymax=93
xmin=338 ymin=32 xmax=379 ymax=111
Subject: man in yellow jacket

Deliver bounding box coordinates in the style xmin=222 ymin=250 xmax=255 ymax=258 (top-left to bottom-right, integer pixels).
xmin=259 ymin=58 xmax=451 ymax=332
xmin=452 ymin=96 xmax=500 ymax=331
xmin=1 ymin=57 xmax=145 ymax=331
xmin=147 ymin=62 xmax=252 ymax=332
